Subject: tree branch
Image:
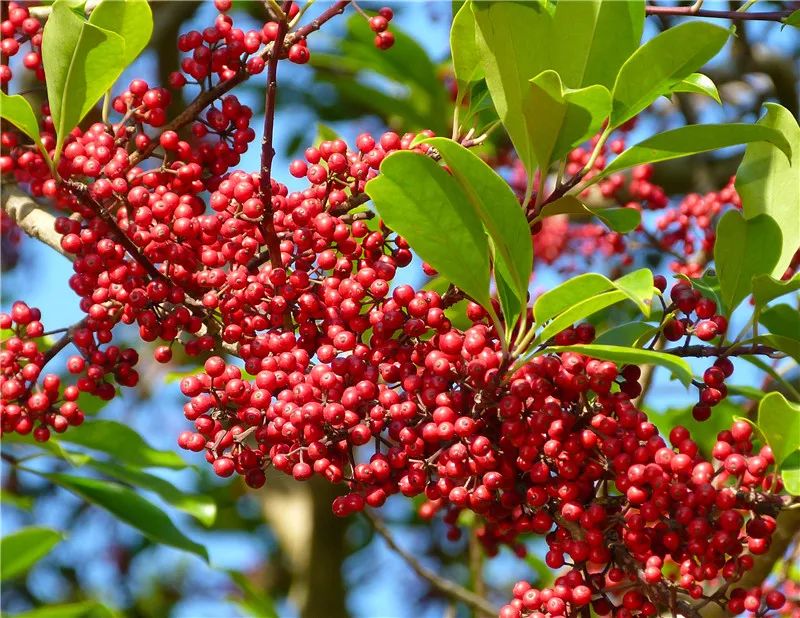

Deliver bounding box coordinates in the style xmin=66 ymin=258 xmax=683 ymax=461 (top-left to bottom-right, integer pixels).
xmin=645 ymin=5 xmax=794 ymax=22
xmin=1 ymin=184 xmax=71 ymax=260
xmin=363 ymin=510 xmax=499 ymax=617
xmin=662 ymin=344 xmax=783 ymax=358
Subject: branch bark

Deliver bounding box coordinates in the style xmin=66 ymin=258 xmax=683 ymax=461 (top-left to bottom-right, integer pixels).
xmin=1 ymin=184 xmax=70 ymax=260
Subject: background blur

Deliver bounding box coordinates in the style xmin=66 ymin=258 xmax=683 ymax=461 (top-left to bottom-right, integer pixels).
xmin=2 ymin=2 xmax=799 ymax=617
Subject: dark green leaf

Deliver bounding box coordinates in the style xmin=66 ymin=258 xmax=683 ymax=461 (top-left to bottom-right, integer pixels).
xmin=675 ymin=271 xmax=722 ymax=308
xmin=598 ymin=123 xmax=790 ymax=179
xmin=671 ymin=73 xmax=720 ymax=103
xmin=524 ymin=70 xmax=610 ymax=171
xmin=88 ymin=0 xmax=152 ymax=67
xmin=1 ymin=527 xmax=63 ymax=581
xmin=42 ymin=1 xmax=125 ymax=159
xmin=43 ymin=473 xmax=208 ymax=560
xmin=610 ymin=21 xmax=729 ymax=128
xmin=760 ymin=304 xmax=800 ymax=341
xmin=421 ymin=137 xmax=532 ymax=323
xmin=735 ymin=104 xmax=800 ymax=277
xmin=55 ymin=419 xmax=186 ymax=469
xmin=714 ymin=211 xmax=782 ymax=312
xmin=365 ymin=151 xmax=491 ymax=307
xmin=548 ymin=344 xmax=693 ymax=386
xmin=87 ymin=460 xmax=217 ymax=526
xmin=551 ymin=0 xmax=644 ymax=89
xmin=782 ymin=9 xmax=800 ymax=29
xmin=757 ymin=334 xmax=800 ymax=364
xmin=595 ymin=322 xmax=656 ymax=347
xmin=588 ymin=205 xmax=641 ymax=233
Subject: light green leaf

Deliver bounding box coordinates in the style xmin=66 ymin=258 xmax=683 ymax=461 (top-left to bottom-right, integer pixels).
xmin=43 ymin=473 xmax=208 ymax=560
xmin=0 ymin=489 xmax=34 ymax=511
xmin=87 ymin=460 xmax=217 ymax=526
xmin=714 ymin=210 xmax=782 ymax=312
xmin=736 ymin=104 xmax=800 ymax=277
xmin=782 ymin=451 xmax=800 ymax=495
xmin=757 ymin=334 xmax=800 ymax=364
xmin=366 ymin=151 xmax=491 ymax=307
xmin=451 ymin=2 xmax=483 ymax=88
xmin=472 ymin=0 xmax=553 ymax=174
xmin=597 ymin=123 xmax=790 ymax=180
xmin=535 ymin=195 xmax=588 ymax=220
xmin=420 ymin=137 xmax=532 ymax=324
xmin=551 ymin=0 xmax=644 ymax=89
xmin=1 ymin=527 xmax=63 ymax=581
xmin=588 ymin=205 xmax=641 ymax=233
xmin=524 ymin=70 xmax=610 ymax=172
xmin=549 ymin=344 xmax=693 ymax=386
xmin=88 ymin=0 xmax=152 ymax=67
xmin=0 ymin=92 xmax=45 ymax=156
xmin=760 ymin=304 xmax=800 ymax=342
xmin=758 ymin=392 xmax=800 ymax=471
xmin=752 ymin=273 xmax=800 ymax=308
xmin=12 ymin=601 xmax=114 ymax=618
xmin=782 ymin=9 xmax=800 ymax=29
xmin=42 ymin=1 xmax=125 ymax=160
xmin=228 ymin=570 xmax=279 ymax=618
xmin=610 ymin=21 xmax=729 ymax=128
xmin=55 ymin=420 xmax=187 ymax=469
xmin=613 ymin=268 xmax=654 ymax=317
xmin=671 ymin=73 xmax=721 ymax=103
xmin=534 ymin=290 xmax=627 ymax=345
xmin=534 ymin=273 xmax=614 ymax=325
xmin=595 ymin=322 xmax=656 ymax=347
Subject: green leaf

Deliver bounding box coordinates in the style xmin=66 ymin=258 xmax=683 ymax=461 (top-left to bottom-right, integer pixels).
xmin=534 ymin=290 xmax=627 ymax=345
xmin=782 ymin=451 xmax=800 ymax=495
xmin=757 ymin=334 xmax=800 ymax=364
xmin=12 ymin=601 xmax=114 ymax=618
xmin=88 ymin=0 xmax=152 ymax=67
xmin=610 ymin=21 xmax=729 ymax=128
xmin=588 ymin=205 xmax=641 ymax=233
xmin=1 ymin=527 xmax=63 ymax=581
xmin=534 ymin=273 xmax=614 ymax=325
xmin=714 ymin=210 xmax=782 ymax=312
xmin=597 ymin=123 xmax=790 ymax=180
xmin=42 ymin=473 xmax=208 ymax=560
xmin=55 ymin=420 xmax=187 ymax=469
xmin=735 ymin=104 xmax=800 ymax=277
xmin=472 ymin=0 xmax=553 ymax=174
xmin=0 ymin=92 xmax=45 ymax=155
xmin=420 ymin=137 xmax=532 ymax=323
xmin=41 ymin=0 xmax=125 ymax=160
xmin=0 ymin=489 xmax=34 ymax=511
xmin=314 ymin=123 xmax=340 ymax=145
xmin=752 ymin=273 xmax=800 ymax=308
xmin=535 ymin=195 xmax=589 ymax=220
xmin=549 ymin=344 xmax=693 ymax=386
xmin=365 ymin=151 xmax=490 ymax=307
xmin=757 ymin=392 xmax=800 ymax=471
xmin=651 ymin=400 xmax=741 ymax=457
xmin=671 ymin=73 xmax=721 ymax=103
xmin=87 ymin=460 xmax=217 ymax=526
xmin=782 ymin=9 xmax=800 ymax=29
xmin=760 ymin=304 xmax=800 ymax=341
xmin=524 ymin=70 xmax=610 ymax=172
xmin=451 ymin=2 xmax=484 ymax=88
xmin=551 ymin=0 xmax=644 ymax=89
xmin=228 ymin=570 xmax=279 ymax=618
xmin=613 ymin=268 xmax=654 ymax=317
xmin=595 ymin=322 xmax=656 ymax=347
xmin=676 ymin=271 xmax=722 ymax=308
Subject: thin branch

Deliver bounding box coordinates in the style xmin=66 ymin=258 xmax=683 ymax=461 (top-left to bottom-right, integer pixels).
xmin=645 ymin=5 xmax=794 ymax=21
xmin=662 ymin=344 xmax=783 ymax=358
xmin=1 ymin=184 xmax=71 ymax=260
xmin=363 ymin=510 xmax=499 ymax=616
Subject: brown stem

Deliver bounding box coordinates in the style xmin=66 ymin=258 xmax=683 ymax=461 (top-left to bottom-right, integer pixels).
xmin=363 ymin=510 xmax=499 ymax=616
xmin=662 ymin=344 xmax=782 ymax=358
xmin=645 ymin=5 xmax=794 ymax=22
xmin=291 ymin=1 xmax=351 ymax=40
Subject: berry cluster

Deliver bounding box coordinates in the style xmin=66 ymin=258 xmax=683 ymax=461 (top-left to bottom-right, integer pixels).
xmin=0 ymin=3 xmax=44 ymax=85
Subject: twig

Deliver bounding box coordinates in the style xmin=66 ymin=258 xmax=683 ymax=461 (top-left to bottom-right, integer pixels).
xmin=363 ymin=510 xmax=499 ymax=616
xmin=1 ymin=184 xmax=71 ymax=260
xmin=662 ymin=344 xmax=783 ymax=358
xmin=645 ymin=5 xmax=794 ymax=21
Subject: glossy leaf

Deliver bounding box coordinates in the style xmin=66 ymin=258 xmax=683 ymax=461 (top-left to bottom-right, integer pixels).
xmin=43 ymin=473 xmax=208 ymax=560
xmin=549 ymin=344 xmax=693 ymax=386
xmin=87 ymin=460 xmax=217 ymax=526
xmin=782 ymin=9 xmax=800 ymax=29
xmin=524 ymin=70 xmax=610 ymax=171
xmin=672 ymin=73 xmax=721 ymax=103
xmin=736 ymin=104 xmax=800 ymax=277
xmin=595 ymin=322 xmax=656 ymax=347
xmin=758 ymin=392 xmax=800 ymax=475
xmin=0 ymin=92 xmax=45 ymax=155
xmin=758 ymin=334 xmax=800 ymax=364
xmin=782 ymin=451 xmax=800 ymax=495
xmin=613 ymin=268 xmax=654 ymax=317
xmin=13 ymin=601 xmax=114 ymax=618
xmin=366 ymin=151 xmax=491 ymax=307
xmin=1 ymin=527 xmax=63 ymax=581
xmin=752 ymin=273 xmax=800 ymax=308
xmin=535 ymin=195 xmax=588 ymax=220
xmin=714 ymin=210 xmax=782 ymax=312
xmin=759 ymin=304 xmax=800 ymax=342
xmin=551 ymin=0 xmax=644 ymax=89
xmin=588 ymin=206 xmax=641 ymax=233
xmin=421 ymin=137 xmax=532 ymax=322
xmin=451 ymin=2 xmax=483 ymax=88
xmin=534 ymin=290 xmax=627 ymax=345
xmin=534 ymin=273 xmax=613 ymax=325
xmin=598 ymin=123 xmax=790 ymax=180
xmin=55 ymin=419 xmax=186 ymax=469
xmin=610 ymin=21 xmax=729 ymax=128
xmin=472 ymin=0 xmax=553 ymax=174
xmin=88 ymin=0 xmax=152 ymax=67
